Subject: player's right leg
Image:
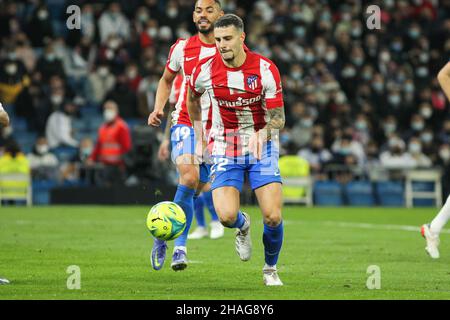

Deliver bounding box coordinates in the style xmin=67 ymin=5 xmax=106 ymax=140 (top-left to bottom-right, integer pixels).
xmin=211 ymin=158 xmax=251 ymax=261
xmin=212 ymin=186 xmax=251 ymax=261
xmin=151 ymin=124 xmax=198 ymax=271
xmin=421 ymin=194 xmax=450 ymax=258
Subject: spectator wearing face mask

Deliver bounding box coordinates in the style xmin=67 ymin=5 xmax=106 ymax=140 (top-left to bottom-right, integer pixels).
xmin=332 ymin=130 xmax=365 ymax=166
xmin=438 ymin=119 xmax=450 ymax=144
xmin=98 ymin=2 xmax=130 ymax=44
xmin=379 ymin=135 xmax=416 ymax=170
xmin=104 ymin=74 xmax=138 ymax=118
xmin=36 ymin=44 xmax=65 ymax=83
xmin=27 ymin=4 xmax=54 ymax=48
xmin=290 ymin=112 xmax=315 ymax=149
xmin=374 ymin=115 xmax=398 ymax=146
xmin=124 ymin=63 xmax=142 ymax=93
xmin=353 ymin=113 xmax=371 ymax=146
xmin=61 ymin=137 xmax=95 ymax=185
xmin=298 ymin=135 xmax=332 ymax=177
xmin=27 ymin=136 xmax=59 ymax=180
xmin=88 ymin=100 xmax=131 ymax=186
xmin=86 ymin=62 xmax=116 ymax=106
xmin=408 ymin=136 xmax=432 ymax=168
xmin=89 ymin=100 xmax=131 ymax=167
xmin=403 ymin=114 xmax=426 ymax=141
xmin=45 ymin=101 xmax=79 ymax=149
xmin=0 ymin=46 xmax=30 ymax=104
xmin=420 ymin=128 xmax=438 ymax=162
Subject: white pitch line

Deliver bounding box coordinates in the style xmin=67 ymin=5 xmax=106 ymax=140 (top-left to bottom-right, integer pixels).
xmin=285 ymin=220 xmax=450 ymax=234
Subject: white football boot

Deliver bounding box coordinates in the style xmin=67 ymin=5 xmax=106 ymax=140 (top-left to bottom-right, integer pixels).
xmin=187 ymin=226 xmax=209 ymax=240
xmin=421 ymin=224 xmax=440 ymax=259
xmin=263 ymin=265 xmax=283 ymax=286
xmin=235 ymin=212 xmax=252 ymax=261
xmin=210 ymin=221 xmax=224 ymax=239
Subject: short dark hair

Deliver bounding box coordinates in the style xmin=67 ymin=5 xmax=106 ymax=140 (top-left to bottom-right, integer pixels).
xmin=195 ymin=0 xmax=222 ymax=9
xmin=214 ymin=14 xmax=244 ymax=32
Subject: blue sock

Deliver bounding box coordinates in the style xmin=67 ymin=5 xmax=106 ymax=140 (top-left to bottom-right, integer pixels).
xmin=173 ymin=184 xmax=195 ymax=248
xmin=202 ymin=191 xmax=219 ymax=222
xmin=227 ymin=211 xmax=245 ymax=229
xmin=263 ymin=221 xmax=284 ymax=266
xmin=194 ymin=194 xmax=206 ymax=227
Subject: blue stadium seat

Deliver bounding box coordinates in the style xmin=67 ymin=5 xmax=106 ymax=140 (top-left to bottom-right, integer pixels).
xmin=344 ymin=181 xmax=375 ymax=206
xmin=52 ymin=146 xmax=78 ymax=162
xmin=13 ymin=132 xmax=37 ymax=154
xmin=125 ymin=118 xmax=144 ymax=129
xmin=11 ymin=117 xmax=28 ymax=132
xmin=87 ymin=116 xmax=104 ymax=132
xmin=32 ymin=180 xmax=57 ymax=205
xmin=313 ymin=181 xmax=343 ymax=206
xmin=80 ymin=106 xmax=101 ymax=118
xmin=375 ymin=181 xmax=404 ymax=206
xmin=411 ymin=182 xmax=436 ymax=207
xmin=72 ymin=119 xmax=89 ymax=132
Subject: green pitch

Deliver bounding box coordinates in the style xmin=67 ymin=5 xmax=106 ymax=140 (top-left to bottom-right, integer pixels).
xmin=1 ymin=205 xmax=450 ymax=300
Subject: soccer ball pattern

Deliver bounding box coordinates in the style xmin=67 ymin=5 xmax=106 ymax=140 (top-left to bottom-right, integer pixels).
xmin=146 ymin=201 xmax=186 ymax=241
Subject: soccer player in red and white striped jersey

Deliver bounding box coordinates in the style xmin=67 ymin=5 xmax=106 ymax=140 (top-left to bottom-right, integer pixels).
xmin=147 ymin=0 xmax=224 ymax=272
xmin=187 ymin=14 xmax=285 ymax=286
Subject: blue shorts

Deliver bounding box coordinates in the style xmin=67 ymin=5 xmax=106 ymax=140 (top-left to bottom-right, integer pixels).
xmin=170 ymin=124 xmax=195 ymax=162
xmin=199 ymin=163 xmax=211 ymax=184
xmin=170 ymin=124 xmax=211 ymax=184
xmin=209 ymin=142 xmax=282 ymax=192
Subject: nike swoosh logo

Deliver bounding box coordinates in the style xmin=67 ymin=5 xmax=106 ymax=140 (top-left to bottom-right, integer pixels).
xmin=153 ymin=251 xmax=161 ymax=268
xmin=185 ymin=56 xmax=196 ymax=61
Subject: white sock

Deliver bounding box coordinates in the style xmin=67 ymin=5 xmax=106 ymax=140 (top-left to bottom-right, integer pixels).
xmin=240 ymin=213 xmax=250 ymax=232
xmin=174 ymin=246 xmax=187 ymax=253
xmin=263 ymin=263 xmax=276 ymax=271
xmin=430 ymin=195 xmax=450 ymax=235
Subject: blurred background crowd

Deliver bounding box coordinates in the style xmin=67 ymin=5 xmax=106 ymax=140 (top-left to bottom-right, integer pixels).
xmin=0 ymin=0 xmax=449 ymax=201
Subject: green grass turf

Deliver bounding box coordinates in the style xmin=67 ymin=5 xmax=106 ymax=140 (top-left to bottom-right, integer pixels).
xmin=1 ymin=205 xmax=450 ymax=300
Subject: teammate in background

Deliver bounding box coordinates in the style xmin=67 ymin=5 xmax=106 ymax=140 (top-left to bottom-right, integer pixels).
xmin=158 ymin=74 xmax=224 ymax=240
xmin=0 ymin=103 xmax=10 ymax=127
xmin=147 ymin=0 xmax=224 ymax=271
xmin=188 ymin=14 xmax=285 ymax=285
xmin=189 ymin=189 xmax=224 ymax=239
xmin=422 ymin=61 xmax=450 ymax=259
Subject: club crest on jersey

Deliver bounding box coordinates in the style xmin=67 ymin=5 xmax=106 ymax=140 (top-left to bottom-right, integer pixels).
xmin=247 ymin=75 xmax=258 ymax=90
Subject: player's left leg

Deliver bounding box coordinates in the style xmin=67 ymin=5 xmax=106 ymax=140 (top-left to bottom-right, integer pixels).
xmin=421 ymin=194 xmax=450 ymax=259
xmin=254 ymin=182 xmax=284 ymax=286
xmin=188 ymin=193 xmax=209 ymax=240
xmin=249 ymin=141 xmax=284 ymax=285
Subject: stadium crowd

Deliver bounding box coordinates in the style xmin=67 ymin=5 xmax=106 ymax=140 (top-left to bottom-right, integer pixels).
xmin=0 ymin=0 xmax=449 ymax=193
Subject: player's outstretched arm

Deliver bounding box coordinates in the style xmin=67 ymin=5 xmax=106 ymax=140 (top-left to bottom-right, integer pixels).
xmin=0 ymin=103 xmax=9 ymax=127
xmin=157 ymin=103 xmax=175 ymax=161
xmin=148 ymin=68 xmax=177 ymax=127
xmin=438 ymin=62 xmax=450 ymax=102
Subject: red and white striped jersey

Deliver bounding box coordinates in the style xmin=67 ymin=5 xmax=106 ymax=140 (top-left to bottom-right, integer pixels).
xmin=169 ymin=73 xmax=183 ymax=105
xmin=165 ymin=35 xmax=216 ymax=129
xmin=190 ymin=50 xmax=284 ymax=157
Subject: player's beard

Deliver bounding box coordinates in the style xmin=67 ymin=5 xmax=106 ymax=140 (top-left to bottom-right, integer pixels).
xmin=195 ymin=21 xmax=213 ymax=35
